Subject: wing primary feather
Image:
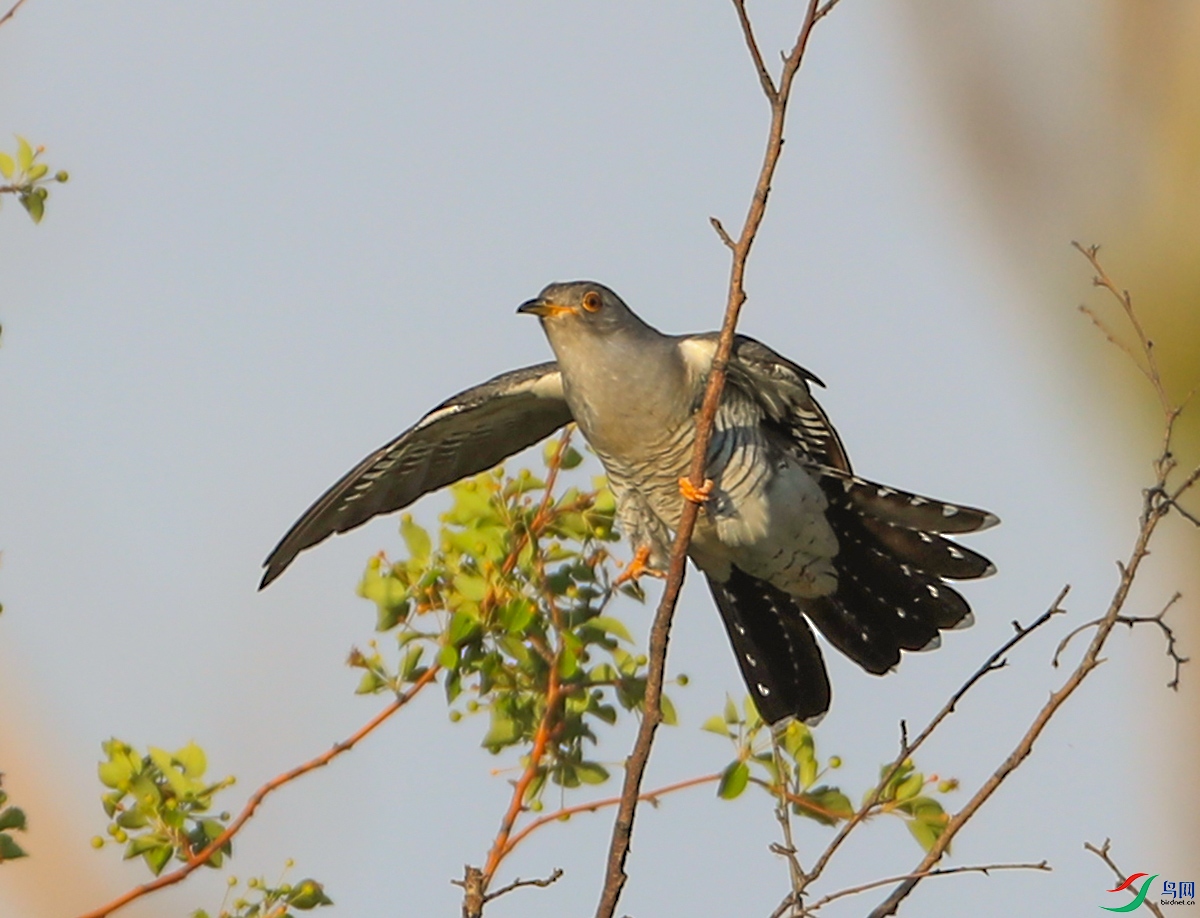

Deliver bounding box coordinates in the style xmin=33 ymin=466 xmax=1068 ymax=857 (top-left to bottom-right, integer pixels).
xmin=260 ymin=362 xmax=570 ymax=588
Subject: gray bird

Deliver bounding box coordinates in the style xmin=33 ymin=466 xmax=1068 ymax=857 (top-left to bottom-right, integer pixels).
xmin=261 ymin=282 xmax=997 ymax=725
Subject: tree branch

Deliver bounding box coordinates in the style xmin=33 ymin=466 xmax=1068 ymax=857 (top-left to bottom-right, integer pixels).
xmin=592 ymin=4 xmax=840 ymax=916
xmin=798 ymin=590 xmax=1067 ymax=895
xmin=76 ymin=665 xmax=441 ymax=918
xmin=1085 ymin=839 xmax=1166 ymax=918
xmin=0 ymin=0 xmax=31 ymax=31
xmin=864 ymin=245 xmax=1196 ymax=918
xmin=776 ymin=861 xmax=1049 ymax=917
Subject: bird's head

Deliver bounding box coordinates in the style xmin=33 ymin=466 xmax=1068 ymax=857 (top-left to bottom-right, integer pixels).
xmin=516 ymin=281 xmax=645 ymax=339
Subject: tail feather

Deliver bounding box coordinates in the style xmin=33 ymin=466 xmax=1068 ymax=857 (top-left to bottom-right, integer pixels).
xmin=859 ymin=515 xmax=996 ymax=580
xmin=822 ymin=470 xmax=999 ymax=535
xmin=706 ymin=568 xmax=831 ymax=725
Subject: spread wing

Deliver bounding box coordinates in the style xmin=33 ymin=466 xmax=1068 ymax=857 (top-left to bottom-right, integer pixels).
xmin=260 ymin=361 xmax=572 ymax=588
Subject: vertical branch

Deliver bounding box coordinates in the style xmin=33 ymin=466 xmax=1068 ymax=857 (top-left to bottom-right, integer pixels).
xmin=593 ymin=3 xmax=841 ymax=917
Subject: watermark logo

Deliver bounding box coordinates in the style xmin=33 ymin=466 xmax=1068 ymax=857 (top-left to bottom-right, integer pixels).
xmin=1101 ymin=873 xmax=1158 ymax=912
xmin=1101 ymin=875 xmax=1195 ymax=910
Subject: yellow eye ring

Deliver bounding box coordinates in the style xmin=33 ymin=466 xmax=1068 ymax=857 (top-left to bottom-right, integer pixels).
xmin=582 ymin=291 xmax=602 ymax=312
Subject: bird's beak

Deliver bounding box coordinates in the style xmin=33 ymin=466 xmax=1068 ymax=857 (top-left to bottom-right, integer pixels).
xmin=517 ymin=297 xmax=577 ymax=318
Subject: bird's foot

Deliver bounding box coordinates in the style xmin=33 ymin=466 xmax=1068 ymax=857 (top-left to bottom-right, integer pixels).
xmin=678 ymin=476 xmax=714 ymax=504
xmin=613 ymin=545 xmax=667 ymax=587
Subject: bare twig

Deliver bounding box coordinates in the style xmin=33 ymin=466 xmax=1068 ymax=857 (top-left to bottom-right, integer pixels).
xmin=593 ymin=4 xmax=841 ymax=916
xmin=771 ymin=861 xmax=1050 ymax=917
xmin=1053 ymin=592 xmax=1188 ymax=689
xmin=1085 ymin=839 xmax=1166 ymax=918
xmin=501 ymin=772 xmax=720 ymax=861
xmin=76 ymin=665 xmax=441 ymax=918
xmin=732 ymin=0 xmax=777 ymax=101
xmin=798 ymin=590 xmax=1068 ymax=894
xmin=0 ymin=0 xmax=31 ymax=31
xmin=864 ymin=246 xmax=1196 ymax=918
xmin=484 ymin=868 xmax=564 ymax=903
xmin=770 ymin=737 xmax=805 ymax=915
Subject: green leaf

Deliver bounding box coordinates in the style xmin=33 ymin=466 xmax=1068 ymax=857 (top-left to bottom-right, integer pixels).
xmin=22 ymin=190 xmax=44 ymax=223
xmin=0 ymin=808 xmax=26 ymax=832
xmin=0 ymin=152 xmax=13 ymax=179
xmin=559 ymin=446 xmax=584 ymax=470
xmin=723 ymin=695 xmax=739 ymax=725
xmin=0 ymin=833 xmax=28 ymax=860
xmin=451 ymin=572 xmax=488 ymax=603
xmin=576 ymin=762 xmax=610 ymax=785
xmin=142 ymin=842 xmax=173 ymax=875
xmin=98 ymin=755 xmax=135 ymax=790
xmin=481 ymin=709 xmax=519 ymax=752
xmin=743 ymin=696 xmax=762 ymax=732
xmin=16 ymin=136 xmax=33 ymax=172
xmin=400 ymin=515 xmax=431 ymax=562
xmin=399 ymin=645 xmax=424 ymax=680
xmin=717 ymin=760 xmax=750 ymax=800
xmin=894 ymin=772 xmax=924 ymax=802
xmin=702 ymin=714 xmax=732 ymax=737
xmin=588 ymin=615 xmax=633 ymax=643
xmin=659 ymin=693 xmax=678 ymax=727
xmin=287 ymin=878 xmax=333 ymax=909
xmin=174 ymin=742 xmax=207 ymax=778
xmin=437 ymin=644 xmax=460 ymax=670
xmin=355 ymin=671 xmax=382 ymax=694
xmin=447 ymin=610 xmax=480 ymax=645
xmin=795 ymin=786 xmax=854 ymax=826
xmin=906 ymin=816 xmax=943 ymax=852
xmin=27 ymin=162 xmax=48 ymax=181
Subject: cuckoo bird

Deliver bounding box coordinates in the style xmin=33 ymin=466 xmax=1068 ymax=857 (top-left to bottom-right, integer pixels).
xmin=261 ymin=282 xmax=997 ymax=725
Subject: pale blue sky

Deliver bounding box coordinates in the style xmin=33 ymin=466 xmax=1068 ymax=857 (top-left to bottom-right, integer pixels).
xmin=1 ymin=3 xmax=1179 ymax=917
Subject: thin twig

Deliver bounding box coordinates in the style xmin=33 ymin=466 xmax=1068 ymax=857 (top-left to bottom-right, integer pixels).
xmin=772 ymin=861 xmax=1049 ymax=917
xmin=76 ymin=665 xmax=441 ymax=918
xmin=0 ymin=0 xmax=31 ymax=31
xmin=1085 ymin=839 xmax=1166 ymax=918
xmin=592 ymin=4 xmax=838 ymax=916
xmin=1053 ymin=592 xmax=1188 ymax=689
xmin=865 ymin=246 xmax=1194 ymax=918
xmin=732 ymin=0 xmax=777 ymax=101
xmin=480 ymin=868 xmax=564 ymax=904
xmin=770 ymin=737 xmax=805 ymax=914
xmin=501 ymin=772 xmax=720 ymax=860
xmin=479 ymin=674 xmax=562 ymax=888
xmin=799 ymin=590 xmax=1067 ymax=894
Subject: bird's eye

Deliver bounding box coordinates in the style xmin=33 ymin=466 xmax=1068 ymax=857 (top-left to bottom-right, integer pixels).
xmin=582 ymin=291 xmax=602 ymax=313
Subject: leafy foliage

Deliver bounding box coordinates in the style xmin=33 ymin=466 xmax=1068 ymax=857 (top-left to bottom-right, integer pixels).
xmin=705 ymin=695 xmax=954 ymax=851
xmin=0 ymin=135 xmax=68 ymax=224
xmin=94 ymin=739 xmax=234 ymax=874
xmin=352 ymin=435 xmax=673 ymax=806
xmin=0 ymin=777 xmax=28 ymax=862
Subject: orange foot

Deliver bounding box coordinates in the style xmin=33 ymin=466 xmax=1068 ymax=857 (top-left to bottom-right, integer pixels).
xmin=678 ymin=477 xmax=714 ymax=504
xmin=613 ymin=545 xmax=667 ymax=587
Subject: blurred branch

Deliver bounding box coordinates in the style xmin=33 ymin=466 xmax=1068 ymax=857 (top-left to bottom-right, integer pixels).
xmin=75 ymin=665 xmax=440 ymax=918
xmin=779 ymin=861 xmax=1050 ymax=917
xmin=1084 ymin=838 xmax=1166 ymax=918
xmin=502 ymin=772 xmax=720 ymax=863
xmin=0 ymin=0 xmax=30 ymax=31
xmin=594 ymin=3 xmax=842 ymax=916
xmin=864 ymin=245 xmax=1195 ymax=918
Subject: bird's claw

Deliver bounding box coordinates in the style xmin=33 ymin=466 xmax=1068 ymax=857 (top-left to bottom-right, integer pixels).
xmin=678 ymin=477 xmax=714 ymax=504
xmin=613 ymin=545 xmax=666 ymax=587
